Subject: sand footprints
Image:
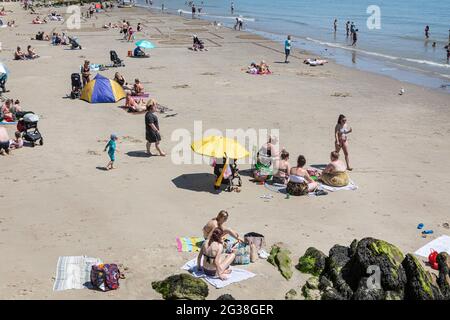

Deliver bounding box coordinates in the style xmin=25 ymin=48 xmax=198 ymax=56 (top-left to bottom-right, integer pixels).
xmin=172 ymin=84 xmax=190 ymax=89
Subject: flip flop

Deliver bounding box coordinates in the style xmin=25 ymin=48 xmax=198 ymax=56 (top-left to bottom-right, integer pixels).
xmin=417 ymin=223 xmax=424 ymax=229
xmin=315 ymin=190 xmax=328 ymax=196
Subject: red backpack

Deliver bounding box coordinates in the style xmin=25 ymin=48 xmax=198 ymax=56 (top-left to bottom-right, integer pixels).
xmin=90 ymin=264 xmax=121 ymax=291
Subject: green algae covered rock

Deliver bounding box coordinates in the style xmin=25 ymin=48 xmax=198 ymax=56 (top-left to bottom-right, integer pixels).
xmin=285 ymin=289 xmax=299 ymax=300
xmin=296 ymin=247 xmax=327 ymax=276
xmin=267 ymin=243 xmax=293 ymax=280
xmin=350 ymin=237 xmax=407 ymax=293
xmin=436 ymin=252 xmax=450 ymax=299
xmin=402 ymin=254 xmax=442 ymax=300
xmin=152 ymin=274 xmax=208 ymax=300
xmin=301 ymin=285 xmax=321 ymax=300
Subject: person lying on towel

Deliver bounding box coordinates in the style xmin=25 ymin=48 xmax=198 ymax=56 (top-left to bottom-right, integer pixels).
xmin=319 ymin=151 xmax=350 ymax=187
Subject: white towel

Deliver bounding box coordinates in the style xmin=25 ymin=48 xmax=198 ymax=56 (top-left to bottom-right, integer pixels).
xmin=53 ymin=256 xmax=102 ymax=291
xmin=318 ymin=179 xmax=358 ymax=192
xmin=181 ymin=259 xmax=256 ymax=289
xmin=414 ymin=235 xmax=450 ymax=258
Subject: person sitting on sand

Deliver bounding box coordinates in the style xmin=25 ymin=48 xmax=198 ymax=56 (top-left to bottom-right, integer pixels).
xmin=114 ymin=72 xmax=128 ymax=88
xmin=133 ymin=46 xmax=149 ymax=57
xmin=34 ymin=31 xmax=49 ymax=41
xmin=287 ymin=155 xmax=319 ymax=196
xmin=125 ymin=92 xmax=146 ymax=112
xmin=132 ymin=78 xmax=144 ymax=96
xmin=247 ymin=62 xmax=258 ymax=74
xmin=0 ymin=127 xmax=11 ymax=155
xmin=253 ymin=135 xmax=279 ymax=182
xmin=202 ymin=210 xmax=244 ymax=242
xmin=1 ymin=99 xmax=14 ymax=122
xmin=197 ymin=228 xmax=237 ymax=280
xmin=14 ymin=46 xmax=27 ymax=60
xmin=32 ymin=16 xmax=47 ymax=24
xmin=319 ymin=151 xmax=350 ymax=187
xmin=137 ymin=22 xmax=142 ymax=32
xmin=272 ymin=149 xmax=290 ymax=185
xmin=9 ymin=131 xmax=23 ymax=149
xmin=258 ymin=60 xmax=270 ymax=74
xmin=192 ymin=35 xmax=207 ymax=51
xmin=26 ymin=45 xmax=39 ymax=59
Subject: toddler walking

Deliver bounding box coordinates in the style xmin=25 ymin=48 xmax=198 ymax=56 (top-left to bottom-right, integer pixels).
xmin=104 ymin=133 xmax=118 ymax=170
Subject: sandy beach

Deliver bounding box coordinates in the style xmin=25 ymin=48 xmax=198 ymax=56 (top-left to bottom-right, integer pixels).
xmin=1 ymin=2 xmax=450 ymax=299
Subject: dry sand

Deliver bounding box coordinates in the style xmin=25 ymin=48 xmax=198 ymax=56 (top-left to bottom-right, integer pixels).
xmin=0 ymin=3 xmax=450 ymax=299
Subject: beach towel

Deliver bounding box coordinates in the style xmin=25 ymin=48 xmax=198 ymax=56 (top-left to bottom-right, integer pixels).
xmin=0 ymin=121 xmax=17 ymax=125
xmin=319 ymin=179 xmax=358 ymax=192
xmin=181 ymin=259 xmax=256 ymax=289
xmin=414 ymin=235 xmax=450 ymax=258
xmin=53 ymin=256 xmax=102 ymax=291
xmin=131 ymin=93 xmax=150 ymax=98
xmin=176 ymin=237 xmax=205 ymax=252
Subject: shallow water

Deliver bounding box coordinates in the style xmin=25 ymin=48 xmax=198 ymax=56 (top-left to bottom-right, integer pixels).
xmin=135 ymin=0 xmax=450 ymax=92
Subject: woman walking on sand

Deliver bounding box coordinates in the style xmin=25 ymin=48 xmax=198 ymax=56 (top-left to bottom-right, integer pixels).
xmin=145 ymin=100 xmax=166 ymax=156
xmin=334 ymin=114 xmax=353 ymax=171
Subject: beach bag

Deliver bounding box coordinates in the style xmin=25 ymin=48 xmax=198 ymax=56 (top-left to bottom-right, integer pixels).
xmin=287 ymin=181 xmax=309 ymax=196
xmin=90 ymin=263 xmax=121 ymax=291
xmin=244 ymin=232 xmax=266 ymax=251
xmin=232 ymin=243 xmax=251 ymax=265
xmin=428 ymin=249 xmax=439 ymax=270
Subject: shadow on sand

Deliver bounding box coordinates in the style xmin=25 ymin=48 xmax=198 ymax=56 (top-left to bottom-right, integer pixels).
xmin=172 ymin=173 xmax=222 ymax=194
xmin=126 ymin=150 xmax=151 ymax=158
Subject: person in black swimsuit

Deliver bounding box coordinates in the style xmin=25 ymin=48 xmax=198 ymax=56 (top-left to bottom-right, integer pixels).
xmin=81 ymin=60 xmax=91 ymax=86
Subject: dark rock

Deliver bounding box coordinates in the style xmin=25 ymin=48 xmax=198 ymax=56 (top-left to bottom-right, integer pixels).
xmin=436 ymin=253 xmax=450 ymax=299
xmin=318 ymin=275 xmax=333 ymax=291
xmin=296 ymin=247 xmax=327 ymax=276
xmin=384 ymin=290 xmax=404 ymax=300
xmin=353 ymin=277 xmax=384 ymax=300
xmin=152 ymin=274 xmax=208 ymax=300
xmin=321 ymin=287 xmax=346 ymax=300
xmin=324 ymin=245 xmax=353 ymax=299
xmin=267 ymin=243 xmax=293 ymax=280
xmin=350 ymin=237 xmax=407 ymax=293
xmin=217 ymin=294 xmax=235 ymax=300
xmin=402 ymin=253 xmax=442 ymax=300
xmin=349 ymin=239 xmax=359 ymax=257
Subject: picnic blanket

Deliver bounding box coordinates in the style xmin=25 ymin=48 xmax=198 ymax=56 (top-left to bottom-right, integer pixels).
xmin=176 ymin=237 xmax=204 ymax=252
xmin=53 ymin=256 xmax=102 ymax=291
xmin=181 ymin=259 xmax=256 ymax=289
xmin=414 ymin=235 xmax=450 ymax=258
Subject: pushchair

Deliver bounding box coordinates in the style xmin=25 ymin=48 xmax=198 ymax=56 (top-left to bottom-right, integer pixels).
xmin=214 ymin=158 xmax=242 ymax=192
xmin=70 ymin=73 xmax=82 ymax=99
xmin=69 ymin=36 xmax=82 ymax=50
xmin=110 ymin=50 xmax=125 ymax=67
xmin=17 ymin=113 xmax=43 ymax=147
xmin=0 ymin=72 xmax=7 ymax=94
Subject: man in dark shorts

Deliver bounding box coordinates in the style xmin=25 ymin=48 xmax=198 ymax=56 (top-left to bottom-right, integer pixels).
xmin=145 ymin=101 xmax=166 ymax=156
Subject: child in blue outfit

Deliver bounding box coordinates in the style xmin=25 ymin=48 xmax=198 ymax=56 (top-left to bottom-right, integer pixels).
xmin=104 ymin=133 xmax=118 ymax=170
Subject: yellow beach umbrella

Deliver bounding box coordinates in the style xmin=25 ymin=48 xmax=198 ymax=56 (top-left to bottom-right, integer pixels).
xmin=191 ymin=136 xmax=249 ymax=159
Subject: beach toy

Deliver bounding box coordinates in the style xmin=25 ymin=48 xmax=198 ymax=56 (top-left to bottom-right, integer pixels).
xmin=417 ymin=223 xmax=424 ymax=229
xmin=428 ymin=249 xmax=439 ymax=270
xmin=127 ymin=50 xmax=133 ymax=57
xmin=422 ymin=230 xmax=433 ymax=234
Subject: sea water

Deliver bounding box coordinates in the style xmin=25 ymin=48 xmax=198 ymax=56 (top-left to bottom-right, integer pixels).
xmin=135 ymin=0 xmax=450 ymax=92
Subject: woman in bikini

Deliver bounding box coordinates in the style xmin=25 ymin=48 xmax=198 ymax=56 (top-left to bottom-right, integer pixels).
xmin=132 ymin=78 xmax=144 ymax=96
xmin=197 ymin=228 xmax=237 ymax=279
xmin=335 ymin=114 xmax=353 ymax=170
xmin=125 ymin=92 xmax=146 ymax=112
xmin=202 ymin=210 xmax=243 ymax=242
xmin=272 ymin=149 xmax=290 ymax=185
xmin=287 ymin=155 xmax=319 ymax=196
xmin=81 ymin=60 xmax=91 ymax=86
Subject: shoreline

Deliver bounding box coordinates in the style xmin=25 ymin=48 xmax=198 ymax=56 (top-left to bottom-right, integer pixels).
xmin=1 ymin=3 xmax=450 ymax=300
xmin=135 ymin=2 xmax=450 ymax=94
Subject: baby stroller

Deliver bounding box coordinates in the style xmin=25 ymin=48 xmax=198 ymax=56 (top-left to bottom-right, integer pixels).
xmin=17 ymin=113 xmax=43 ymax=147
xmin=69 ymin=36 xmax=82 ymax=50
xmin=0 ymin=73 xmax=7 ymax=94
xmin=70 ymin=73 xmax=82 ymax=99
xmin=214 ymin=158 xmax=242 ymax=192
xmin=110 ymin=50 xmax=125 ymax=67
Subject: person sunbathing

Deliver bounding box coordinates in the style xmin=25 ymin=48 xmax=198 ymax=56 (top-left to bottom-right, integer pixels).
xmin=32 ymin=16 xmax=47 ymax=24
xmin=1 ymin=99 xmax=14 ymax=122
xmin=272 ymin=149 xmax=290 ymax=185
xmin=319 ymin=151 xmax=350 ymax=187
xmin=26 ymin=45 xmax=39 ymax=59
xmin=247 ymin=62 xmax=258 ymax=74
xmin=287 ymin=155 xmax=318 ymax=196
xmin=202 ymin=210 xmax=243 ymax=242
xmin=132 ymin=78 xmax=144 ymax=96
xmin=258 ymin=60 xmax=270 ymax=74
xmin=114 ymin=72 xmax=128 ymax=88
xmin=253 ymin=136 xmax=279 ymax=182
xmin=125 ymin=92 xmax=146 ymax=112
xmin=197 ymin=228 xmax=237 ymax=280
xmin=14 ymin=46 xmax=27 ymax=60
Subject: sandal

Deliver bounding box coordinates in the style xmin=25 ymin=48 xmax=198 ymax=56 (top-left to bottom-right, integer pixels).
xmin=315 ymin=190 xmax=328 ymax=196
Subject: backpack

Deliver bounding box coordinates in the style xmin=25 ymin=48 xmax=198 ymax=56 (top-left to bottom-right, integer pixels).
xmin=244 ymin=232 xmax=266 ymax=251
xmin=90 ymin=264 xmax=121 ymax=291
xmin=232 ymin=243 xmax=251 ymax=265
